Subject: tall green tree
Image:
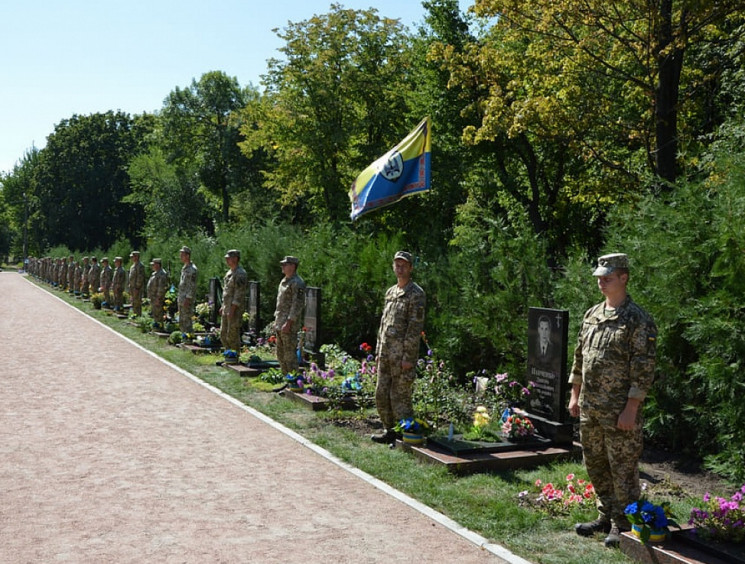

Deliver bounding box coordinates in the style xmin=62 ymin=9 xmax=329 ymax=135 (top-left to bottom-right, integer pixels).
xmin=126 ymin=146 xmax=212 ymax=240
xmin=161 ymin=71 xmax=260 ymax=224
xmin=473 ymin=0 xmax=745 ymax=187
xmin=33 ymin=111 xmax=151 ymax=251
xmin=0 ymin=147 xmax=40 ymax=258
xmin=243 ymin=4 xmax=412 ymax=222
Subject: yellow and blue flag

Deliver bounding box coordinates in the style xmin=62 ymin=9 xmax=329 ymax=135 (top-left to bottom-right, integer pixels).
xmin=349 ymin=117 xmax=431 ymax=221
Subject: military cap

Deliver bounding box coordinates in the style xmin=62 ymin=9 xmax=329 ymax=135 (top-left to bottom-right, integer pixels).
xmin=130 ymin=251 xmax=140 ymax=257
xmin=91 ymin=256 xmax=97 ymax=261
xmin=224 ymin=249 xmax=241 ymax=259
xmin=179 ymin=246 xmax=191 ymax=255
xmin=114 ymin=256 xmax=123 ymax=262
xmin=393 ymin=251 xmax=413 ymax=263
xmin=279 ymin=256 xmax=299 ymax=265
xmin=101 ymin=257 xmax=109 ymax=263
xmin=152 ymin=258 xmax=162 ymax=265
xmin=593 ymin=253 xmax=629 ymax=276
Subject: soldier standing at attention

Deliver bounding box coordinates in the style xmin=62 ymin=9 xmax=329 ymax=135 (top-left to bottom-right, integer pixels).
xmin=178 ymin=246 xmax=198 ymax=334
xmin=80 ymin=256 xmax=90 ymax=296
xmin=100 ymin=257 xmax=113 ymax=307
xmin=112 ymin=257 xmax=126 ymax=312
xmin=128 ymin=251 xmax=146 ymax=317
xmin=89 ymin=257 xmax=101 ymax=296
xmin=147 ymin=258 xmax=169 ymax=325
xmin=569 ymin=253 xmax=657 ymax=548
xmin=371 ymin=251 xmax=426 ymax=444
xmin=273 ymin=256 xmax=306 ymax=375
xmin=219 ymin=250 xmax=248 ymax=355
xmin=67 ymin=255 xmax=76 ymax=293
xmin=73 ymin=258 xmax=83 ymax=295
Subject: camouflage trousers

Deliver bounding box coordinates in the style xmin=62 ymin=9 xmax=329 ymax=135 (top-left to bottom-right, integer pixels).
xmin=375 ymin=356 xmax=415 ymax=430
xmin=131 ymin=289 xmax=143 ymax=317
xmin=178 ymin=299 xmax=194 ymax=333
xmin=151 ymin=299 xmax=164 ymax=323
xmin=580 ymin=416 xmax=643 ymax=526
xmin=113 ymin=289 xmax=123 ymax=310
xmin=276 ymin=330 xmax=299 ymax=375
xmin=103 ymin=288 xmax=111 ymax=306
xmin=220 ymin=310 xmax=242 ymax=352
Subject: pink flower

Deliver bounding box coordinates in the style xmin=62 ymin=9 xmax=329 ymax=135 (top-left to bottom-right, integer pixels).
xmin=566 ymin=473 xmax=575 ymax=481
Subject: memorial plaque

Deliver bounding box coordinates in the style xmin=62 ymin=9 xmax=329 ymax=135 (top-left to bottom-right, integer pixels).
xmin=303 ymin=287 xmax=322 ymax=353
xmin=246 ymin=281 xmax=260 ymax=333
xmin=526 ymin=307 xmax=569 ymax=423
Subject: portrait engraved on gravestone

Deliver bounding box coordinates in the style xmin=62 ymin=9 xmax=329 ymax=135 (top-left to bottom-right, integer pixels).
xmin=526 ymin=307 xmax=569 ymax=423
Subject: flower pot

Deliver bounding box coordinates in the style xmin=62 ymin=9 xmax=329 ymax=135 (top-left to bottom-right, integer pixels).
xmin=631 ymin=524 xmax=668 ymax=543
xmin=402 ymin=432 xmax=425 ymax=445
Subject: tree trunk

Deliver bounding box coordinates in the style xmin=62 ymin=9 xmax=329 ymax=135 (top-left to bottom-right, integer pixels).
xmin=654 ymin=0 xmax=685 ymax=188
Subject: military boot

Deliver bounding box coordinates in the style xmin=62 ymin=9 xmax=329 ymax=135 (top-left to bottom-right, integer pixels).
xmin=575 ymin=518 xmax=611 ymax=537
xmin=604 ymin=518 xmax=630 ymax=548
xmin=371 ymin=429 xmax=398 ymax=444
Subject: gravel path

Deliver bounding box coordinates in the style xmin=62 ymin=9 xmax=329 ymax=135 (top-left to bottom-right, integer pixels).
xmin=0 ymin=272 xmax=522 ymax=564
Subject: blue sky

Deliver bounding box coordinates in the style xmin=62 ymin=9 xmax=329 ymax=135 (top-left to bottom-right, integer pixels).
xmin=1 ymin=0 xmax=472 ymax=175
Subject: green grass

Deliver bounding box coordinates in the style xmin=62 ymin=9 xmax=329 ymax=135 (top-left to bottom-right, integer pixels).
xmin=39 ymin=279 xmax=707 ymax=564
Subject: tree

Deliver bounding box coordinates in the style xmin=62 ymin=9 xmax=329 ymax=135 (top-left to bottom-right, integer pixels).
xmin=473 ymin=0 xmax=745 ymax=187
xmin=0 ymin=147 xmax=40 ymax=258
xmin=431 ymin=6 xmax=618 ymax=262
xmin=33 ymin=111 xmax=150 ymax=251
xmin=161 ymin=71 xmax=260 ymax=224
xmin=243 ymin=4 xmax=412 ymax=222
xmin=125 ymin=146 xmax=212 ymax=240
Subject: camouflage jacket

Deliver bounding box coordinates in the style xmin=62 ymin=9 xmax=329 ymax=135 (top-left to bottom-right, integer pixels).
xmin=100 ymin=265 xmax=113 ymax=290
xmin=273 ymin=273 xmax=306 ymax=329
xmin=112 ymin=266 xmax=126 ymax=291
xmin=178 ymin=262 xmax=198 ymax=301
xmin=376 ymin=280 xmax=426 ymax=366
xmin=222 ymin=266 xmax=248 ymax=311
xmin=128 ymin=262 xmax=145 ymax=292
xmin=569 ymin=295 xmax=657 ymax=423
xmin=147 ymin=269 xmax=169 ymax=302
xmin=89 ymin=264 xmax=101 ymax=291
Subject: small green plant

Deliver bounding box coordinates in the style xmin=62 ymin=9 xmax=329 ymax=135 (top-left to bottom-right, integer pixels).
xmin=90 ymin=292 xmax=104 ymax=309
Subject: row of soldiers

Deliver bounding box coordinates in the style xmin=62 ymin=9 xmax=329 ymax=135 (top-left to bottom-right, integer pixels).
xmin=26 ymin=246 xmax=198 ymax=333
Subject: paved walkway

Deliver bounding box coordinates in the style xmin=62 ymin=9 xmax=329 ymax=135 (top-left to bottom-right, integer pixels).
xmin=0 ymin=272 xmax=528 ymax=564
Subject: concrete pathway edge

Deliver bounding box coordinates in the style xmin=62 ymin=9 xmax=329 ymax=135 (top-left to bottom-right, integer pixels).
xmin=34 ymin=277 xmax=533 ymax=564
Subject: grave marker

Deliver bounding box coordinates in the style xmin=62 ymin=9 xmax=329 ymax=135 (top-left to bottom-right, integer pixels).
xmin=303 ymin=287 xmax=322 ymax=353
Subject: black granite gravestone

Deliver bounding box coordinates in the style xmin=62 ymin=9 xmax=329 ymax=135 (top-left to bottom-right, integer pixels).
xmin=525 ymin=307 xmax=573 ymax=443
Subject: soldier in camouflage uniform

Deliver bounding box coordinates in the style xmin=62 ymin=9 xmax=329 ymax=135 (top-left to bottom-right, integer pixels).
xmin=100 ymin=257 xmax=113 ymax=306
xmin=111 ymin=257 xmax=126 ymax=311
xmin=219 ymin=249 xmax=248 ymax=357
xmin=146 ymin=258 xmax=169 ymax=325
xmin=569 ymin=253 xmax=657 ymax=548
xmin=73 ymin=259 xmax=83 ymax=295
xmin=177 ymin=246 xmax=198 ymax=334
xmin=128 ymin=251 xmax=146 ymax=316
xmin=371 ymin=251 xmax=426 ymax=444
xmin=273 ymin=256 xmax=306 ymax=375
xmin=67 ymin=255 xmax=76 ymax=293
xmin=89 ymin=257 xmax=102 ymax=294
xmin=80 ymin=256 xmax=90 ymax=296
